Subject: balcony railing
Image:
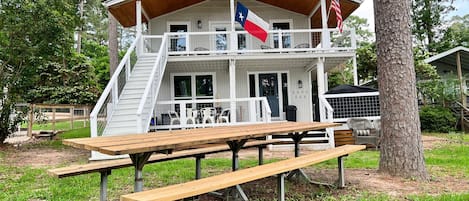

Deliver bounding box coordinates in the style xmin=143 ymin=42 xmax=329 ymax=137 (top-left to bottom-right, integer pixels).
xmin=141 ymin=28 xmax=356 ymax=56
xmin=152 ymin=97 xmax=272 ymax=130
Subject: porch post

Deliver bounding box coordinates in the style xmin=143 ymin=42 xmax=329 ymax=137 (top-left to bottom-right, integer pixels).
xmin=136 ymin=0 xmax=142 ymax=35
xmin=320 ymin=0 xmax=331 ymax=48
xmin=136 ymin=0 xmax=143 ymax=55
xmin=324 ymin=72 xmax=329 ymax=92
xmin=353 ymin=55 xmax=358 ymax=85
xmin=229 ymin=59 xmax=237 ymax=123
xmin=317 ymin=58 xmax=326 ymax=122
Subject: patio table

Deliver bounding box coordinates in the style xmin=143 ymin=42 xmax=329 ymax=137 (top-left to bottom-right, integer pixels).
xmin=63 ymin=122 xmax=340 ymax=193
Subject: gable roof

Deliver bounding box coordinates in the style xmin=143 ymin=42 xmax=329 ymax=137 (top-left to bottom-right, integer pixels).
xmin=103 ymin=0 xmax=362 ymax=28
xmin=424 ymin=46 xmax=469 ymax=72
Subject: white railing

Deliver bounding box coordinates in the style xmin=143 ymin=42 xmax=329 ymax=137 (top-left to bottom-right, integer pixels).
xmin=141 ymin=28 xmax=356 ymax=55
xmin=152 ymin=97 xmax=272 ymax=130
xmin=323 ymin=92 xmax=381 ymax=122
xmin=135 ymin=34 xmax=169 ymax=133
xmin=90 ymin=34 xmax=141 ymax=137
xmin=319 ymin=95 xmax=335 ymax=147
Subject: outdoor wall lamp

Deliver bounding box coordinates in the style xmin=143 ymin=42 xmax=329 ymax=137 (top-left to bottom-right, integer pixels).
xmin=297 ymin=80 xmax=303 ymax=89
xmin=197 ymin=20 xmax=202 ymax=29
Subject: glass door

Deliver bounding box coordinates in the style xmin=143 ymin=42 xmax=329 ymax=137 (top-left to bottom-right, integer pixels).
xmin=169 ymin=24 xmax=188 ymax=52
xmin=249 ymin=72 xmax=288 ymax=119
xmin=210 ymin=22 xmax=247 ymax=51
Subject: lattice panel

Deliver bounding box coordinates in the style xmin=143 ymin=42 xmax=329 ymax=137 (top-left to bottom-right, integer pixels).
xmin=326 ymin=95 xmax=380 ymax=119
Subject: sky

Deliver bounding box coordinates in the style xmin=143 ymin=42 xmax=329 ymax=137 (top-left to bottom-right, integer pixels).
xmin=350 ymin=0 xmax=469 ymax=32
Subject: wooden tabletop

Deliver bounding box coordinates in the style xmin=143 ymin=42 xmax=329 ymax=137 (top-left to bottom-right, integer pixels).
xmin=63 ymin=122 xmax=340 ymax=156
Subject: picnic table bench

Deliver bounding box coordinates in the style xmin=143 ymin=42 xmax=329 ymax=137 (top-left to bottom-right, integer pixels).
xmin=121 ymin=145 xmax=366 ymax=201
xmin=58 ymin=122 xmax=341 ymax=201
xmin=49 ymin=139 xmax=279 ymax=201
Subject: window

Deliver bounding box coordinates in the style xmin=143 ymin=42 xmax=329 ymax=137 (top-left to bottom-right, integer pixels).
xmin=172 ymin=73 xmax=216 ymax=110
xmin=237 ymin=27 xmax=247 ymax=50
xmin=169 ymin=23 xmax=188 ymax=52
xmin=272 ymin=22 xmax=291 ymax=48
xmin=215 ymin=27 xmax=228 ymax=51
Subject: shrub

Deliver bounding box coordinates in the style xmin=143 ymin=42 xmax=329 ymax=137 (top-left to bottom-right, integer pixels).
xmin=420 ymin=106 xmax=456 ymax=133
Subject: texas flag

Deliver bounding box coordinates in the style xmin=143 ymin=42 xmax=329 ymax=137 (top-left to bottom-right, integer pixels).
xmin=235 ymin=2 xmax=269 ymax=42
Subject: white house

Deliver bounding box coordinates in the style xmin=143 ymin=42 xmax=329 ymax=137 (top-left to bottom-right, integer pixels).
xmin=91 ymin=0 xmax=378 ymax=159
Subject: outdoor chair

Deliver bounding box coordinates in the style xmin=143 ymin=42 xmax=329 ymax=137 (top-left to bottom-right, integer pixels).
xmin=347 ymin=118 xmax=380 ymax=148
xmin=217 ymin=108 xmax=230 ymax=123
xmin=186 ymin=108 xmax=198 ymax=125
xmin=201 ymin=107 xmax=216 ymax=124
xmin=168 ymin=111 xmax=180 ymax=130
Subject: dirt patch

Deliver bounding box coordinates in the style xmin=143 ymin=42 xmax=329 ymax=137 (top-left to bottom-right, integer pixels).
xmin=1 ymin=143 xmax=89 ymax=168
xmin=421 ymin=135 xmax=448 ymax=150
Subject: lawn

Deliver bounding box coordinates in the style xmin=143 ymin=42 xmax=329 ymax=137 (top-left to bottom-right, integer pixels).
xmin=1 ymin=129 xmax=468 ymax=201
xmin=21 ymin=120 xmax=89 ymax=131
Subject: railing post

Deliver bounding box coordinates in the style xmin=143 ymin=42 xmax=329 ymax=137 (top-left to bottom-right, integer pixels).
xmin=112 ymin=81 xmax=119 ymax=108
xmin=90 ymin=115 xmax=98 ymax=137
xmin=350 ymin=28 xmax=357 ymax=49
xmin=278 ymin=31 xmax=283 ymax=49
xmin=180 ymin=103 xmax=187 ymax=128
xmin=126 ymin=58 xmax=131 ymax=81
xmin=249 ymin=100 xmax=256 ymax=122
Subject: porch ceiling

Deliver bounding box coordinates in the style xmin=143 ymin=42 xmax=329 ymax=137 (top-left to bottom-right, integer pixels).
xmin=165 ymin=56 xmax=350 ymax=71
xmin=104 ymin=0 xmax=362 ymax=28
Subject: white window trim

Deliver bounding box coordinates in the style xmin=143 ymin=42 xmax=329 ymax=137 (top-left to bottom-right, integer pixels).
xmin=170 ymin=72 xmax=217 ymax=101
xmin=247 ymin=71 xmax=290 ymax=120
xmin=269 ymin=19 xmax=294 ymax=49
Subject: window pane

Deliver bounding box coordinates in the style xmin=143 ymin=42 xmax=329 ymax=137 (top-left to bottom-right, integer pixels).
xmin=196 ymin=75 xmax=213 ymax=96
xmin=273 ymin=22 xmax=291 ymax=48
xmin=249 ymin=74 xmax=256 ymax=97
xmin=215 ymin=27 xmax=227 ymax=51
xmin=174 ymin=76 xmax=192 ymax=97
xmin=170 ymin=25 xmax=188 ymax=52
xmin=236 ymin=27 xmax=247 ymax=50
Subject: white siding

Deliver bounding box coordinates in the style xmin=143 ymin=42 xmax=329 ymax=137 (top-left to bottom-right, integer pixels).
xmin=148 ymin=0 xmax=310 ymax=50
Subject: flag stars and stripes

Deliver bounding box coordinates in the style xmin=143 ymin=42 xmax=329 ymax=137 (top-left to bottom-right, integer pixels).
xmin=331 ymin=0 xmax=343 ymax=33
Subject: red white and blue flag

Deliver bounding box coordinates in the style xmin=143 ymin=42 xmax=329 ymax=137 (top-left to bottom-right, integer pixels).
xmin=235 ymin=2 xmax=269 ymax=42
xmin=331 ymin=0 xmax=343 ymax=33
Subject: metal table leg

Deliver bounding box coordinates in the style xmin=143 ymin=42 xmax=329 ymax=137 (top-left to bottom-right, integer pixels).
xmin=286 ymin=132 xmax=312 ymax=182
xmin=129 ymin=152 xmax=153 ymax=192
xmin=226 ymin=140 xmax=249 ymax=201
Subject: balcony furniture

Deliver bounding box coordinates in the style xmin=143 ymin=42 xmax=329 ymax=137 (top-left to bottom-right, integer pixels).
xmin=186 ymin=108 xmax=198 ymax=125
xmin=201 ymin=107 xmax=216 ymax=124
xmin=193 ymin=47 xmax=209 ymax=55
xmin=346 ymin=118 xmax=380 ymax=148
xmin=217 ymin=108 xmax=230 ymax=123
xmin=294 ymin=43 xmax=310 ymax=48
xmin=168 ymin=111 xmax=180 ymax=130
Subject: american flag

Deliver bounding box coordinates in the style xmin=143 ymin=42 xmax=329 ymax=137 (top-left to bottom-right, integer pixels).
xmin=331 ymin=0 xmax=343 ymax=33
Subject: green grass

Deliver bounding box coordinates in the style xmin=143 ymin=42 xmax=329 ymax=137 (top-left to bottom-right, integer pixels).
xmin=1 ymin=131 xmax=469 ymax=200
xmin=21 ymin=120 xmax=89 ymax=131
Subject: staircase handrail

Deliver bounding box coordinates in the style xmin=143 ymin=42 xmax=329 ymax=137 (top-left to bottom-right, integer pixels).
xmin=90 ymin=34 xmax=141 ymax=136
xmin=455 ymin=102 xmax=469 ymax=113
xmin=319 ymin=95 xmax=334 ymax=122
xmin=136 ymin=34 xmax=169 ymax=133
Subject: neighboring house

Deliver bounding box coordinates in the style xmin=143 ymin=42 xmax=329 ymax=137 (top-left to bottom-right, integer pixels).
xmin=92 ymin=0 xmax=369 ymax=159
xmin=424 ymin=46 xmax=469 ymax=97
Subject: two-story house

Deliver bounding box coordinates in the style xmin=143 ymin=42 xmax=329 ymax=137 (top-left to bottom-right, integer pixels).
xmin=92 ymin=0 xmax=368 ymax=159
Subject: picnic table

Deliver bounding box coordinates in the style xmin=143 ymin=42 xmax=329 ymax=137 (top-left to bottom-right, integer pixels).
xmin=63 ymin=121 xmax=340 ymax=194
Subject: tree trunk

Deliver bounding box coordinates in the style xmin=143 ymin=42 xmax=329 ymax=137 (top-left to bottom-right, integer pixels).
xmin=374 ymin=0 xmax=429 ymax=180
xmin=77 ymin=0 xmax=84 ymax=54
xmin=108 ymin=11 xmax=119 ymax=76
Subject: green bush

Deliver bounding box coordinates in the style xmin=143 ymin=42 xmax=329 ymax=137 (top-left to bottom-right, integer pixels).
xmin=420 ymin=106 xmax=456 ymax=133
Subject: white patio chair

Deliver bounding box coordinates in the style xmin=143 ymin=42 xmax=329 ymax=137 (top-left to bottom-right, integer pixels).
xmin=168 ymin=111 xmax=180 ymax=130
xmin=186 ymin=108 xmax=198 ymax=125
xmin=201 ymin=107 xmax=216 ymax=124
xmin=217 ymin=108 xmax=230 ymax=123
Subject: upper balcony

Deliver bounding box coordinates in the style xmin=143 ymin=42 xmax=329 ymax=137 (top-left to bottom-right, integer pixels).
xmin=139 ymin=28 xmax=357 ymax=60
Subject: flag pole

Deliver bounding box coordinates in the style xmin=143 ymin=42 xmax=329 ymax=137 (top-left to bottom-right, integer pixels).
xmin=230 ymin=0 xmax=236 ymax=51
